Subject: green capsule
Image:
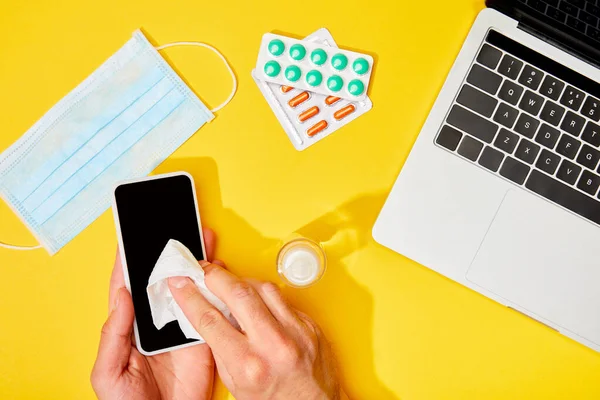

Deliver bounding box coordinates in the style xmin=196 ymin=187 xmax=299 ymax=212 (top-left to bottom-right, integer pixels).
xmin=348 ymin=79 xmax=365 ymax=96
xmin=306 ymin=70 xmax=323 ymax=87
xmin=268 ymin=39 xmax=285 ymax=56
xmin=289 ymin=44 xmax=306 ymax=61
xmin=352 ymin=58 xmax=370 ymax=75
xmin=311 ymin=48 xmax=328 ymax=66
xmin=327 ymin=75 xmax=344 ymax=92
xmin=264 ymin=61 xmax=281 ymax=77
xmin=285 ymin=65 xmax=302 ymax=82
xmin=331 ymin=53 xmax=348 ymax=71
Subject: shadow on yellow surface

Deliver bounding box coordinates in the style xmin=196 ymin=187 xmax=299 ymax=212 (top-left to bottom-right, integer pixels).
xmin=154 ymin=157 xmax=397 ymax=399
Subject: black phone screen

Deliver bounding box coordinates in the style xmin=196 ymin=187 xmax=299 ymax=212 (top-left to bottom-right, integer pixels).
xmin=114 ymin=174 xmax=204 ymax=353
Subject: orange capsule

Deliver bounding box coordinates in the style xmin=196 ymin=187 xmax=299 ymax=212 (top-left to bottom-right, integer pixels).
xmin=307 ymin=120 xmax=328 ymax=137
xmin=288 ymin=92 xmax=310 ymax=108
xmin=298 ymin=106 xmax=320 ymax=122
xmin=333 ymin=104 xmax=356 ymax=121
xmin=281 ymin=85 xmax=293 ymax=93
xmin=325 ymin=96 xmax=341 ymax=106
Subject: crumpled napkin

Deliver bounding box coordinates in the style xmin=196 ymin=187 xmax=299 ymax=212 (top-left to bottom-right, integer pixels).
xmin=147 ymin=239 xmax=234 ymax=341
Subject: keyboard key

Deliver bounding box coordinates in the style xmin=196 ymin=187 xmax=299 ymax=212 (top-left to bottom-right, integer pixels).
xmin=535 ymin=123 xmax=561 ymax=148
xmin=478 ymin=146 xmax=505 ymax=172
xmin=528 ymin=0 xmax=548 ymax=12
xmin=540 ymin=101 xmax=566 ymax=126
xmin=515 ymin=139 xmax=541 ymax=164
xmin=586 ymin=2 xmax=600 ymax=17
xmin=547 ymin=6 xmax=567 ymax=22
xmin=588 ymin=26 xmax=600 ymax=42
xmin=560 ymin=86 xmax=585 ymax=111
xmin=456 ymin=85 xmax=498 ymax=118
xmin=582 ymin=121 xmax=600 ymax=146
xmin=581 ymin=96 xmax=600 ymax=122
xmin=560 ymin=1 xmax=580 ymax=15
xmin=494 ymin=103 xmax=520 ymax=128
xmin=580 ymin=10 xmax=599 ymax=25
xmin=447 ymin=105 xmax=499 ymax=143
xmin=556 ymin=134 xmax=582 ymax=158
xmin=561 ymin=111 xmax=586 ymax=136
xmin=576 ymin=144 xmax=600 ymax=169
xmin=567 ymin=16 xmax=587 ymax=33
xmin=476 ymin=44 xmax=502 ymax=69
xmin=518 ymin=65 xmax=544 ymax=90
xmin=457 ymin=136 xmax=484 ymax=161
xmin=467 ymin=64 xmax=503 ymax=95
xmin=519 ymin=90 xmax=545 ymax=116
xmin=514 ymin=113 xmax=541 ymax=138
xmin=540 ymin=0 xmax=559 ymax=7
xmin=500 ymin=157 xmax=530 ymax=184
xmin=526 ymin=169 xmax=600 ymax=225
xmin=570 ymin=0 xmax=586 ymax=8
xmin=498 ymin=80 xmax=524 ymax=105
xmin=577 ymin=170 xmax=600 ymax=195
xmin=436 ymin=125 xmax=463 ymax=151
xmin=494 ymin=128 xmax=520 ymax=153
xmin=557 ymin=159 xmax=583 ymax=184
xmin=535 ymin=149 xmax=561 ymax=174
xmin=498 ymin=54 xmax=524 ymax=80
xmin=539 ymin=75 xmax=565 ymax=101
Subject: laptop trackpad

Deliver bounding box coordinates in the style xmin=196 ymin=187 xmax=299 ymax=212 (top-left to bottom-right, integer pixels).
xmin=466 ymin=190 xmax=600 ymax=345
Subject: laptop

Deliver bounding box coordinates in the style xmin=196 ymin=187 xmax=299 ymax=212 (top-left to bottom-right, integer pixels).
xmin=373 ymin=0 xmax=600 ymax=352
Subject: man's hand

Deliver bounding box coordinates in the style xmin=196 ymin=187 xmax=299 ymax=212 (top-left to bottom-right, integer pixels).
xmin=91 ymin=228 xmax=220 ymax=400
xmin=168 ymin=262 xmax=343 ymax=400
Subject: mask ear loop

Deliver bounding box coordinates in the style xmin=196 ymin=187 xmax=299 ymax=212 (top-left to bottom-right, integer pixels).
xmin=155 ymin=42 xmax=237 ymax=112
xmin=0 ymin=242 xmax=42 ymax=251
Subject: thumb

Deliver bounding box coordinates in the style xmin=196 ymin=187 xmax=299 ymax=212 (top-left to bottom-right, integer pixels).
xmin=92 ymin=288 xmax=134 ymax=381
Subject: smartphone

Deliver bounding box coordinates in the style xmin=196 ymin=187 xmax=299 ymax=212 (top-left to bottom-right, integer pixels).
xmin=112 ymin=172 xmax=206 ymax=356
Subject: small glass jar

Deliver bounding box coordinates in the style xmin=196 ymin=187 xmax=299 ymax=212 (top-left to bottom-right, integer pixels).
xmin=276 ymin=237 xmax=326 ymax=288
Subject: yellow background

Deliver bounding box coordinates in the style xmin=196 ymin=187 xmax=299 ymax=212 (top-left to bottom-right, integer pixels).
xmin=1 ymin=0 xmax=599 ymax=398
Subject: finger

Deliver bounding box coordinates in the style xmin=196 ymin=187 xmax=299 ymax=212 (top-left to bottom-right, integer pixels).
xmin=203 ymin=228 xmax=216 ymax=261
xmin=203 ymin=263 xmax=280 ymax=337
xmin=108 ymin=249 xmax=126 ymax=312
xmin=168 ymin=276 xmax=248 ymax=365
xmin=245 ymin=279 xmax=299 ymax=327
xmin=93 ymin=288 xmax=134 ymax=380
xmin=212 ymin=259 xmax=227 ymax=269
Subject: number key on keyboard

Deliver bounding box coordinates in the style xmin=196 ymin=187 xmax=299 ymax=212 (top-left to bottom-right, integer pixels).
xmin=457 ymin=136 xmax=484 ymax=161
xmin=576 ymin=144 xmax=600 ymax=169
xmin=493 ymin=103 xmax=520 ymax=128
xmin=559 ymin=1 xmax=579 ymax=16
xmin=498 ymin=54 xmax=524 ymax=80
xmin=467 ymin=64 xmax=503 ymax=95
xmin=515 ymin=138 xmax=541 ymax=164
xmin=518 ymin=65 xmax=544 ymax=90
xmin=577 ymin=170 xmax=600 ymax=195
xmin=561 ymin=111 xmax=586 ymax=136
xmin=519 ymin=90 xmax=545 ymax=116
xmin=547 ymin=6 xmax=567 ymax=22
xmin=582 ymin=121 xmax=600 ymax=147
xmin=581 ymin=96 xmax=600 ymax=122
xmin=535 ymin=149 xmax=561 ymax=174
xmin=500 ymin=156 xmax=530 ymax=184
xmin=476 ymin=44 xmax=502 ymax=69
xmin=498 ymin=80 xmax=524 ymax=105
xmin=556 ymin=133 xmax=582 ymax=159
xmin=540 ymin=101 xmax=566 ymax=126
xmin=514 ymin=113 xmax=540 ymax=138
xmin=560 ymin=86 xmax=585 ymax=111
xmin=557 ymin=159 xmax=582 ymax=185
xmin=535 ymin=123 xmax=561 ymax=149
xmin=539 ymin=75 xmax=565 ymax=101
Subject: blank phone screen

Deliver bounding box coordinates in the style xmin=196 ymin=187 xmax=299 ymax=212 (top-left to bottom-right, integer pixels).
xmin=114 ymin=174 xmax=204 ymax=353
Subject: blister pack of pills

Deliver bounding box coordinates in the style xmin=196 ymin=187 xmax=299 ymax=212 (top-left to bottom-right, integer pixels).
xmin=255 ymin=32 xmax=374 ymax=101
xmin=252 ymin=28 xmax=373 ymax=151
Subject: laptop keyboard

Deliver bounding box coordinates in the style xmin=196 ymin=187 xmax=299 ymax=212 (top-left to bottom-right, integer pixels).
xmin=519 ymin=0 xmax=600 ymax=43
xmin=435 ymin=30 xmax=600 ymax=225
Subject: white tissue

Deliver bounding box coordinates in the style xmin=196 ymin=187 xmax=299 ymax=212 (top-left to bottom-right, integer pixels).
xmin=147 ymin=239 xmax=234 ymax=341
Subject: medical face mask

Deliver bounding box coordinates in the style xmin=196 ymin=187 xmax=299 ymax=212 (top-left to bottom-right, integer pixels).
xmin=0 ymin=30 xmax=236 ymax=255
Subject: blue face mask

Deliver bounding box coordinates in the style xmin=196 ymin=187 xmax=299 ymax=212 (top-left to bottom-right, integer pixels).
xmin=0 ymin=30 xmax=236 ymax=254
